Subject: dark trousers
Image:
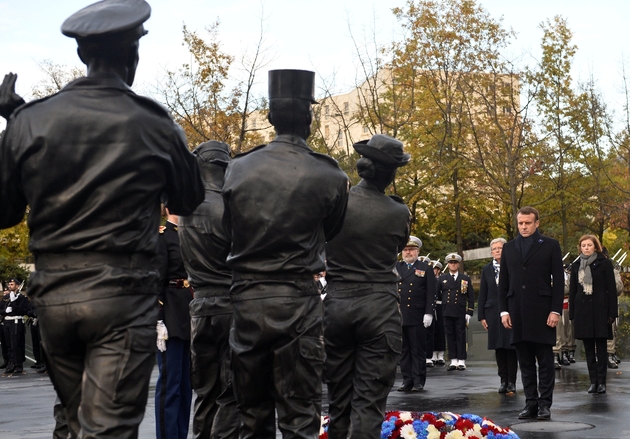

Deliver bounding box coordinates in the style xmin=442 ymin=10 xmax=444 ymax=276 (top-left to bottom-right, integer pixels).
xmin=31 ymin=323 xmax=42 ymax=364
xmin=0 ymin=323 xmax=8 ymax=364
xmin=230 ymin=279 xmax=323 ymax=439
xmin=38 ymin=295 xmax=157 ymax=439
xmin=3 ymin=319 xmax=25 ymax=366
xmin=190 ymin=295 xmax=238 ymax=439
xmin=156 ymin=337 xmax=192 ymax=439
xmin=444 ymin=316 xmax=467 ymax=360
xmin=496 ymin=348 xmax=518 ymax=383
xmin=324 ymin=290 xmax=402 ymax=439
xmin=400 ymin=325 xmax=427 ymax=386
xmin=583 ymin=338 xmax=608 ymax=385
xmin=433 ymin=305 xmax=446 ymax=351
xmin=515 ymin=342 xmax=555 ymax=408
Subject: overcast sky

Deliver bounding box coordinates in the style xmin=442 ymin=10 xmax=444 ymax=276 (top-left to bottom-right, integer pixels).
xmin=1 ymin=0 xmax=629 ymax=130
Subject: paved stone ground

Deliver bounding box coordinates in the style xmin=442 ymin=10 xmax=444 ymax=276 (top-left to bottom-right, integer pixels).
xmin=1 ymin=357 xmax=629 ymax=439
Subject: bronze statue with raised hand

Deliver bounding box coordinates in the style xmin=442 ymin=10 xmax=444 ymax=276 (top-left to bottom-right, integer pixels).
xmin=0 ymin=73 xmax=26 ymax=120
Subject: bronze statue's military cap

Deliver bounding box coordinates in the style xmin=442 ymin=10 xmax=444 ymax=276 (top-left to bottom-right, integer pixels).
xmin=61 ymin=0 xmax=151 ymax=41
xmin=193 ymin=140 xmax=231 ymax=167
xmin=353 ymin=134 xmax=411 ymax=168
xmin=268 ymin=69 xmax=318 ymax=104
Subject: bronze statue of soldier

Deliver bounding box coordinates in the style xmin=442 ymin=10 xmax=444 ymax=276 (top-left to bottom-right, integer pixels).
xmin=222 ymin=69 xmax=350 ymax=439
xmin=179 ymin=141 xmax=240 ymax=439
xmin=324 ymin=134 xmax=412 ymax=439
xmin=0 ymin=1 xmax=204 ymax=437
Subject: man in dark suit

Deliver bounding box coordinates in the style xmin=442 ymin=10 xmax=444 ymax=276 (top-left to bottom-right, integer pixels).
xmin=499 ymin=206 xmax=564 ymax=421
xmin=396 ymin=237 xmax=435 ymax=391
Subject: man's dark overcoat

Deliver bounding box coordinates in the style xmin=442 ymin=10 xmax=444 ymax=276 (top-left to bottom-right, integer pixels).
xmin=478 ymin=262 xmax=513 ymax=350
xmin=498 ymin=231 xmax=564 ymax=346
xmin=568 ymin=253 xmax=617 ymax=340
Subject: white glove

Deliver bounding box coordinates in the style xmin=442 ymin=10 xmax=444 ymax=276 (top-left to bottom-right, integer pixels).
xmin=423 ymin=314 xmax=433 ymax=328
xmin=465 ymin=314 xmax=471 ymax=325
xmin=156 ymin=320 xmax=168 ymax=352
xmin=5 ymin=306 xmax=12 ymax=314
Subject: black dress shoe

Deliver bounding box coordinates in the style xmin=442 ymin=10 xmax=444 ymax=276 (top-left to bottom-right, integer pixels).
xmin=398 ymin=383 xmax=413 ymax=392
xmin=613 ymin=354 xmax=621 ymax=364
xmin=30 ymin=362 xmax=43 ymax=369
xmin=426 ymin=361 xmax=434 ymax=368
xmin=4 ymin=364 xmax=15 ymax=374
xmin=597 ymin=384 xmax=606 ymax=394
xmin=554 ymin=354 xmax=561 ymax=369
xmin=537 ymin=406 xmax=551 ymax=420
xmin=498 ymin=382 xmax=507 ymax=393
xmin=561 ymin=352 xmax=570 ymax=365
xmin=13 ymin=365 xmax=23 ymax=374
xmin=36 ymin=365 xmax=47 ymax=374
xmin=436 ymin=359 xmax=445 ymax=366
xmin=447 ymin=364 xmax=457 ymax=371
xmin=506 ymin=382 xmax=516 ymax=394
xmin=568 ymin=351 xmax=576 ymax=363
xmin=588 ymin=384 xmax=597 ymax=393
xmin=412 ymin=384 xmax=424 ymax=391
xmin=518 ymin=406 xmax=538 ymax=419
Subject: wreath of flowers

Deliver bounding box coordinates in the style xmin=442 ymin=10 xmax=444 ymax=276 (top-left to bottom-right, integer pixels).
xmin=319 ymin=412 xmax=520 ymax=439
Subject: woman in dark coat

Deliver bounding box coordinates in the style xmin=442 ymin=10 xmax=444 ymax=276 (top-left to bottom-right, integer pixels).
xmin=569 ymin=235 xmax=618 ymax=394
xmin=478 ymin=238 xmax=518 ymax=395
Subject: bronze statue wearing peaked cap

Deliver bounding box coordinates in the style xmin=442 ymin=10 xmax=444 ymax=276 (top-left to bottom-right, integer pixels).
xmin=0 ymin=1 xmax=204 ymax=437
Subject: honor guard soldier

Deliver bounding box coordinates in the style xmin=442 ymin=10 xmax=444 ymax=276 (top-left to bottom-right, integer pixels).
xmin=0 ymin=0 xmax=204 ymax=436
xmin=154 ymin=208 xmax=193 ymax=439
xmin=1 ymin=278 xmax=28 ymax=375
xmin=437 ymin=253 xmax=474 ymax=371
xmin=179 ymin=141 xmax=239 ymax=439
xmin=396 ymin=237 xmax=435 ymax=391
xmin=324 ymin=134 xmax=411 ymax=439
xmin=222 ymin=69 xmax=349 ymax=439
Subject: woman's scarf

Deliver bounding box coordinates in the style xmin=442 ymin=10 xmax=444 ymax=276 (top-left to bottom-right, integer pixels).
xmin=578 ymin=253 xmax=597 ymax=295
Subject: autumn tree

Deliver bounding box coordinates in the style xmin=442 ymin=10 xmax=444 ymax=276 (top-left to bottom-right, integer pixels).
xmin=155 ymin=20 xmax=270 ymax=153
xmin=31 ymin=59 xmax=84 ymax=99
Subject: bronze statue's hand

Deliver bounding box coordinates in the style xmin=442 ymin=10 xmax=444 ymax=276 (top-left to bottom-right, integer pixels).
xmin=0 ymin=73 xmax=26 ymax=120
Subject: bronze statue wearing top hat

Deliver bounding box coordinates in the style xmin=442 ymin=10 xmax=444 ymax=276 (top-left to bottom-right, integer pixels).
xmin=222 ymin=69 xmax=349 ymax=438
xmin=0 ymin=1 xmax=204 ymax=437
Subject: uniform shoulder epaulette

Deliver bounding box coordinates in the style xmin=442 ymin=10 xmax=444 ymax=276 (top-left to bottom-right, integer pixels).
xmin=158 ymin=226 xmax=166 ymax=234
xmin=234 ymin=144 xmax=267 ymax=158
xmin=130 ymin=94 xmax=174 ymax=120
xmin=389 ymin=195 xmax=405 ymax=204
xmin=309 ymin=150 xmax=343 ymax=168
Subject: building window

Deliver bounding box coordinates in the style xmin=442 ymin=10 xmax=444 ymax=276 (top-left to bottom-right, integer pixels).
xmin=363 ymin=126 xmax=369 ymax=134
xmin=325 ymin=125 xmax=330 ymax=139
xmin=343 ymin=102 xmax=349 ymax=115
xmin=503 ymin=107 xmax=512 ymax=114
xmin=337 ymin=131 xmax=344 ymax=147
xmin=325 ymin=105 xmax=330 ymax=119
xmin=251 ymin=119 xmax=257 ymax=129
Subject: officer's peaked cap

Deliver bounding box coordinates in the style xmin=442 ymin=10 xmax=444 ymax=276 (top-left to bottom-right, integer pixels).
xmin=268 ymin=69 xmax=318 ymax=104
xmin=61 ymin=0 xmax=151 ymax=40
xmin=7 ymin=278 xmax=19 ymax=284
xmin=445 ymin=253 xmax=462 ymax=263
xmin=405 ymin=236 xmax=422 ymax=249
xmin=431 ymin=260 xmax=443 ymax=269
xmin=193 ymin=140 xmax=231 ymax=166
xmin=353 ymin=134 xmax=411 ymax=168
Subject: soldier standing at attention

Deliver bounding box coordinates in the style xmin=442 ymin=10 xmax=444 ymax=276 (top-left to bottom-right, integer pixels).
xmin=1 ymin=278 xmax=28 ymax=375
xmin=396 ymin=237 xmax=435 ymax=391
xmin=222 ymin=69 xmax=349 ymax=439
xmin=0 ymin=0 xmax=204 ymax=436
xmin=154 ymin=208 xmax=193 ymax=439
xmin=437 ymin=254 xmax=474 ymax=371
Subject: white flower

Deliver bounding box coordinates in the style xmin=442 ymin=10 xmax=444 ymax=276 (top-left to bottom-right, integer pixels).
xmin=400 ymin=412 xmax=413 ymax=422
xmin=444 ymin=430 xmax=464 ymax=439
xmin=465 ymin=429 xmax=483 ymax=438
xmin=400 ymin=424 xmax=418 ymax=439
xmin=427 ymin=424 xmax=441 ymax=439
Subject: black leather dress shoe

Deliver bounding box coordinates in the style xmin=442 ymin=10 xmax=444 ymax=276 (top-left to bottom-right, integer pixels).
xmin=518 ymin=406 xmax=537 ymax=419
xmin=436 ymin=359 xmax=445 ymax=366
xmin=588 ymin=384 xmax=597 ymax=394
xmin=537 ymin=406 xmax=551 ymax=420
xmin=4 ymin=364 xmax=15 ymax=374
xmin=498 ymin=382 xmax=507 ymax=393
xmin=597 ymin=384 xmax=606 ymax=394
xmin=447 ymin=364 xmax=457 ymax=371
xmin=608 ymin=355 xmax=619 ymax=369
xmin=412 ymin=384 xmax=424 ymax=391
xmin=506 ymin=382 xmax=516 ymax=394
xmin=398 ymin=383 xmax=413 ymax=392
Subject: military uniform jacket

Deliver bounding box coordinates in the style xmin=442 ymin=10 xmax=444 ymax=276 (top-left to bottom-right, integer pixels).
xmin=179 ymin=163 xmax=232 ymax=290
xmin=155 ymin=221 xmax=192 ymax=340
xmin=223 ymin=134 xmax=349 ymax=275
xmin=0 ymin=292 xmax=29 ymax=318
xmin=0 ymin=76 xmax=204 ymax=257
xmin=326 ymin=180 xmax=410 ymax=284
xmin=478 ymin=262 xmax=512 ymax=350
xmin=498 ymin=230 xmax=564 ymax=345
xmin=569 ymin=253 xmax=618 ymax=340
xmin=437 ymin=272 xmax=474 ymax=318
xmin=397 ymin=260 xmax=436 ymax=326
